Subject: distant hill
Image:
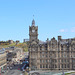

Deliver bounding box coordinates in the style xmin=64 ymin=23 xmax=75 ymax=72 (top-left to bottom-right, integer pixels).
xmin=0 ymin=42 xmax=29 ymax=52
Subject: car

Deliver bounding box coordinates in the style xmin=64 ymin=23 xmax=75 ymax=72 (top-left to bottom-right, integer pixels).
xmin=23 ymin=69 xmax=25 ymax=72
xmin=1 ymin=70 xmax=5 ymax=73
xmin=7 ymin=66 xmax=9 ymax=70
xmin=10 ymin=67 xmax=12 ymax=70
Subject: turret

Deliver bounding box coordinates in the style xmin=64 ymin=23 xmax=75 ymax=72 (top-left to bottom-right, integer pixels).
xmin=32 ymin=19 xmax=35 ymax=26
xmin=58 ymin=36 xmax=62 ymax=41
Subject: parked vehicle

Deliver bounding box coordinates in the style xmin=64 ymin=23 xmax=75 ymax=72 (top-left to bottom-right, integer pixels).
xmin=7 ymin=66 xmax=9 ymax=70
xmin=10 ymin=67 xmax=13 ymax=70
xmin=1 ymin=70 xmax=5 ymax=73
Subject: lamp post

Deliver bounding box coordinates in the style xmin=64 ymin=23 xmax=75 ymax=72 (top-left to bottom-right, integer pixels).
xmin=62 ymin=68 xmax=65 ymax=75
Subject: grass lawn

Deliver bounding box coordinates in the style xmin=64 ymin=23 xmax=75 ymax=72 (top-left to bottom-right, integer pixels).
xmin=65 ymin=72 xmax=75 ymax=75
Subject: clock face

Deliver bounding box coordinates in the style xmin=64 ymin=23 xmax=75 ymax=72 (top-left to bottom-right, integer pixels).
xmin=32 ymin=29 xmax=35 ymax=33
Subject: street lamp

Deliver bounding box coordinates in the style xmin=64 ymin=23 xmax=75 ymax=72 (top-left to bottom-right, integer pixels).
xmin=62 ymin=68 xmax=65 ymax=75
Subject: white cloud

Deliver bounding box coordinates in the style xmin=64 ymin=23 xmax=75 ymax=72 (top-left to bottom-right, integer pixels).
xmin=71 ymin=27 xmax=75 ymax=32
xmin=59 ymin=27 xmax=75 ymax=33
xmin=60 ymin=29 xmax=65 ymax=32
xmin=59 ymin=29 xmax=68 ymax=32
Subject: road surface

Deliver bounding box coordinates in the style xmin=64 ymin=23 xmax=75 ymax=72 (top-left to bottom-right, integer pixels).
xmin=2 ymin=69 xmax=24 ymax=75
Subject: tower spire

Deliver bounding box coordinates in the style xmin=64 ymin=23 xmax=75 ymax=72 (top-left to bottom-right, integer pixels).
xmin=32 ymin=15 xmax=35 ymax=26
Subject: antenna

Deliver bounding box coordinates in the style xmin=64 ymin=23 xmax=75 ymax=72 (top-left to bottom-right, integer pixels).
xmin=33 ymin=15 xmax=34 ymax=19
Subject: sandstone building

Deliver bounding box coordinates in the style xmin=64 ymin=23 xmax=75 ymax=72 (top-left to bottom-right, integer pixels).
xmin=29 ymin=19 xmax=75 ymax=70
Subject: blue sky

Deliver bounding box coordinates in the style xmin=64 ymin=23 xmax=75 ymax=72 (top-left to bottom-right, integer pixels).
xmin=0 ymin=0 xmax=75 ymax=42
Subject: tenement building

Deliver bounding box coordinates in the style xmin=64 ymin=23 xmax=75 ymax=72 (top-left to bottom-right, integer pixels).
xmin=29 ymin=19 xmax=75 ymax=70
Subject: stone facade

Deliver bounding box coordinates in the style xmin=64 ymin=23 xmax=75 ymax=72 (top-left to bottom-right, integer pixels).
xmin=29 ymin=19 xmax=75 ymax=70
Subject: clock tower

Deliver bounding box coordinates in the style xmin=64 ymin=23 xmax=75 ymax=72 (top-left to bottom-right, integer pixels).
xmin=29 ymin=19 xmax=39 ymax=70
xmin=29 ymin=19 xmax=39 ymax=46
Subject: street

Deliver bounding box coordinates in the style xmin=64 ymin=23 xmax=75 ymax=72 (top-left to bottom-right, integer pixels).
xmin=0 ymin=52 xmax=29 ymax=75
xmin=2 ymin=69 xmax=24 ymax=75
xmin=1 ymin=63 xmax=24 ymax=75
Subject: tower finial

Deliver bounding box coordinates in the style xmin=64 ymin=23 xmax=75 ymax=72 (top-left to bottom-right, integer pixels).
xmin=32 ymin=19 xmax=35 ymax=26
xmin=33 ymin=15 xmax=34 ymax=19
xmin=32 ymin=15 xmax=35 ymax=26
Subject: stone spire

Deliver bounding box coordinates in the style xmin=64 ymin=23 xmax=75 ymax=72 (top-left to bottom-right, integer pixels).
xmin=32 ymin=19 xmax=35 ymax=26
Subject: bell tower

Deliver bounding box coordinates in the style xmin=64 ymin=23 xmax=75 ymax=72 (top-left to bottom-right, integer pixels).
xmin=29 ymin=19 xmax=39 ymax=70
xmin=29 ymin=19 xmax=38 ymax=46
